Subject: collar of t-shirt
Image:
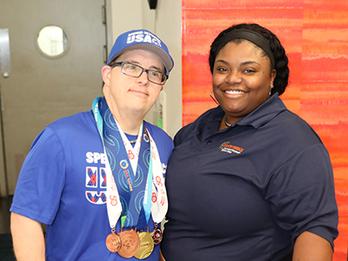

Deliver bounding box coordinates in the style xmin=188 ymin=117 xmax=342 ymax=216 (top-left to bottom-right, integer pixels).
xmin=125 ymin=133 xmax=138 ymax=147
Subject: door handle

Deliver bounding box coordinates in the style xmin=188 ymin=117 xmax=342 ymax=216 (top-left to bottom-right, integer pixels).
xmin=0 ymin=28 xmax=11 ymax=79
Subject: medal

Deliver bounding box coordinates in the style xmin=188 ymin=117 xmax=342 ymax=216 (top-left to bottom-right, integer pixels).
xmin=118 ymin=229 xmax=140 ymax=258
xmin=105 ymin=232 xmax=121 ymax=253
xmin=134 ymin=231 xmax=154 ymax=259
xmin=152 ymin=227 xmax=163 ymax=245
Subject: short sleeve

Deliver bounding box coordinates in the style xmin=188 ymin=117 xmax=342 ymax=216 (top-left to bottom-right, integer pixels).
xmin=265 ymin=143 xmax=338 ymax=247
xmin=10 ymin=127 xmax=66 ymax=225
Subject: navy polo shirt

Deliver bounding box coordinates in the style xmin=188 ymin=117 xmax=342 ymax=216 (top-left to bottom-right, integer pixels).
xmin=162 ymin=94 xmax=338 ymax=261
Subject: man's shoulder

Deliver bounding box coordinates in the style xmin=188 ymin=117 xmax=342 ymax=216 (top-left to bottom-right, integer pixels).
xmin=40 ymin=111 xmax=97 ymax=146
xmin=144 ymin=122 xmax=173 ymax=155
xmin=144 ymin=121 xmax=172 ymax=142
xmin=48 ymin=111 xmax=94 ymax=132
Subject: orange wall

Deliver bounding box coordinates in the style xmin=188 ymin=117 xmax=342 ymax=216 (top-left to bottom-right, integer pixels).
xmin=182 ymin=0 xmax=348 ymax=260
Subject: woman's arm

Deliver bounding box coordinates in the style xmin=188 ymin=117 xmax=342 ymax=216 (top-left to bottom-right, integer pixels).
xmin=292 ymin=231 xmax=332 ymax=261
xmin=11 ymin=213 xmax=46 ymax=261
xmin=159 ymin=250 xmax=166 ymax=261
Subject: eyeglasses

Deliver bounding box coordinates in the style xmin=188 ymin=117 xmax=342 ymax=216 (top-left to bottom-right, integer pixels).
xmin=109 ymin=61 xmax=167 ymax=85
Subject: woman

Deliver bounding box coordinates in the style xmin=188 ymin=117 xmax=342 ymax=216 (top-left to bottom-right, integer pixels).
xmin=161 ymin=23 xmax=338 ymax=261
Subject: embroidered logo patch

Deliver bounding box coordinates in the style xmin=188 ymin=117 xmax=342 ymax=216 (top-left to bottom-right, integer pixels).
xmin=220 ymin=142 xmax=244 ymax=155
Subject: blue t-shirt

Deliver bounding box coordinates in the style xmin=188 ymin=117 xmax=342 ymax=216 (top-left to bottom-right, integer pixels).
xmin=162 ymin=94 xmax=338 ymax=261
xmin=11 ymin=110 xmax=173 ymax=261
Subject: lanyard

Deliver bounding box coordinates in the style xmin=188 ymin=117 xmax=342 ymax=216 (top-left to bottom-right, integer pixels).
xmin=92 ymin=97 xmax=167 ymax=230
xmin=114 ymin=119 xmax=142 ymax=176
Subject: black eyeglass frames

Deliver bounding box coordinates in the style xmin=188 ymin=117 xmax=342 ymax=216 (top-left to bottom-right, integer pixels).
xmin=109 ymin=61 xmax=167 ymax=85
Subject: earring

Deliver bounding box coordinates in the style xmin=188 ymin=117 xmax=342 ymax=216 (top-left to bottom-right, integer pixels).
xmin=269 ymin=84 xmax=274 ymax=96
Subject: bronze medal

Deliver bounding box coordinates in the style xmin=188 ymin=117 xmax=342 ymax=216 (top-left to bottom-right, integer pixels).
xmin=152 ymin=227 xmax=163 ymax=245
xmin=134 ymin=231 xmax=155 ymax=259
xmin=118 ymin=229 xmax=140 ymax=258
xmin=105 ymin=232 xmax=121 ymax=253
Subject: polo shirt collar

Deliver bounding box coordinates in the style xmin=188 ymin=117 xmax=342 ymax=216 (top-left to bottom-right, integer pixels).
xmin=199 ymin=93 xmax=286 ymax=132
xmin=237 ymin=93 xmax=286 ymax=128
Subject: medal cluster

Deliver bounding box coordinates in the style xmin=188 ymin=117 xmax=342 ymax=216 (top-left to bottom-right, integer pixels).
xmin=105 ymin=227 xmax=163 ymax=259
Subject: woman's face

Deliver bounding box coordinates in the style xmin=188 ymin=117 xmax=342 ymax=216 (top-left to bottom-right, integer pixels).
xmin=212 ymin=40 xmax=276 ymax=124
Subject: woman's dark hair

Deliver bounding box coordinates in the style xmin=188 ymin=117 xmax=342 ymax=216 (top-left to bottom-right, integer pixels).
xmin=209 ymin=23 xmax=289 ymax=96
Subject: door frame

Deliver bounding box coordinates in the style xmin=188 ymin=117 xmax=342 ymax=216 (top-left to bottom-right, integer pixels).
xmin=0 ymin=28 xmax=10 ymax=197
xmin=0 ymin=84 xmax=8 ymax=197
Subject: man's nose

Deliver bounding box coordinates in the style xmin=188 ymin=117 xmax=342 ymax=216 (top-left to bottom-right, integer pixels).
xmin=137 ymin=70 xmax=150 ymax=84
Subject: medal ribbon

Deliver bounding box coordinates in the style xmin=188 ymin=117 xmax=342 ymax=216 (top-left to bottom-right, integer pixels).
xmin=92 ymin=98 xmax=122 ymax=229
xmin=147 ymin=130 xmax=168 ymax=223
xmin=99 ymin=98 xmax=148 ymax=228
xmin=92 ymin=97 xmax=168 ymax=230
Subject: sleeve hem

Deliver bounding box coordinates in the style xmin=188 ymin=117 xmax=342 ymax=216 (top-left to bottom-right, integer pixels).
xmin=10 ymin=205 xmax=54 ymax=225
xmin=295 ymin=227 xmax=337 ymax=250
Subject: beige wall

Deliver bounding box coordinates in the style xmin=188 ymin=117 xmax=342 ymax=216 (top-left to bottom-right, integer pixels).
xmin=106 ymin=0 xmax=182 ymax=137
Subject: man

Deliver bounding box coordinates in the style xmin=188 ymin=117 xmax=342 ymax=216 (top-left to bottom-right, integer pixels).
xmin=10 ymin=29 xmax=174 ymax=260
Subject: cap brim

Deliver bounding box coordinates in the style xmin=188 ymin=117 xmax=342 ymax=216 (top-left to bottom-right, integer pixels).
xmin=110 ymin=44 xmax=174 ymax=75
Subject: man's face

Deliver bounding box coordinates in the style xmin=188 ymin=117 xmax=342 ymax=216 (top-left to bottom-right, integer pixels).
xmin=102 ymin=49 xmax=165 ymax=119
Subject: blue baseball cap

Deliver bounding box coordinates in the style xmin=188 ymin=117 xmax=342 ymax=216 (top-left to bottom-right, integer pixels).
xmin=107 ymin=29 xmax=174 ymax=76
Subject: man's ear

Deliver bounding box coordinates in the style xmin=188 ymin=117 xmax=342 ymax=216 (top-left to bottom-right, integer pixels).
xmin=101 ymin=65 xmax=112 ymax=85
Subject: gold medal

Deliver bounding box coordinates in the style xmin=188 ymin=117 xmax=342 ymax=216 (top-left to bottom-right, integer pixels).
xmin=105 ymin=232 xmax=121 ymax=253
xmin=152 ymin=227 xmax=163 ymax=245
xmin=118 ymin=229 xmax=140 ymax=258
xmin=134 ymin=231 xmax=155 ymax=259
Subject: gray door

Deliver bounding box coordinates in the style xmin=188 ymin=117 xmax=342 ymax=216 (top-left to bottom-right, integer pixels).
xmin=0 ymin=0 xmax=107 ymax=195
